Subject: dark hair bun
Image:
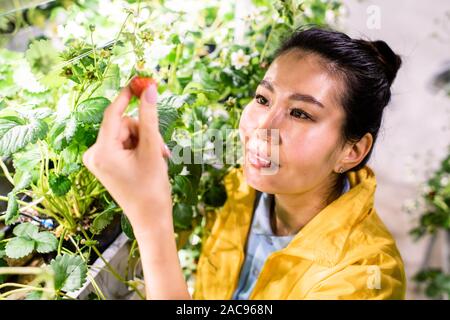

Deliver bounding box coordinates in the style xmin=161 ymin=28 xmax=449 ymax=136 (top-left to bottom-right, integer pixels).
xmin=365 ymin=40 xmax=402 ymax=85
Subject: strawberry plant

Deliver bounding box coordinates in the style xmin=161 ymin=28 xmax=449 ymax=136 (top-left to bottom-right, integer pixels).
xmin=0 ymin=0 xmax=344 ymax=299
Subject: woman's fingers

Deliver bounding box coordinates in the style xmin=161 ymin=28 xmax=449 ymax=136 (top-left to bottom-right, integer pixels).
xmin=119 ymin=116 xmax=139 ymax=149
xmin=137 ymin=84 xmax=161 ymax=156
xmin=98 ymin=87 xmax=132 ymax=143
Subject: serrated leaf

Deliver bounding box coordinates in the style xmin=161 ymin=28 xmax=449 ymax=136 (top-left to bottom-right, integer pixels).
xmin=48 ymin=117 xmax=77 ymax=151
xmin=12 ymin=170 xmax=32 ymax=192
xmin=50 ymin=254 xmax=88 ymax=292
xmin=13 ymin=222 xmax=39 ymax=239
xmin=13 ymin=147 xmax=41 ymax=172
xmin=121 ymin=214 xmax=135 ymax=240
xmin=5 ymin=192 xmax=19 ymax=225
xmin=158 ymin=103 xmax=180 ymax=141
xmin=34 ymin=232 xmax=58 ymax=253
xmin=76 ymin=97 xmax=111 ymax=124
xmin=172 ymin=176 xmax=197 ymax=205
xmin=5 ymin=237 xmax=35 ymax=259
xmin=60 ymin=144 xmax=82 ymax=175
xmin=0 ymin=117 xmax=48 ymax=157
xmin=48 ymin=172 xmax=71 ymax=196
xmin=90 ymin=203 xmax=117 ymax=234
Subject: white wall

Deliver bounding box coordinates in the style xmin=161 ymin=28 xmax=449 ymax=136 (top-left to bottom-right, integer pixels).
xmin=339 ymin=0 xmax=450 ymax=299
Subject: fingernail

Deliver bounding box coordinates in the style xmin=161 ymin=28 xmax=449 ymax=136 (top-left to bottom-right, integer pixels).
xmin=144 ymin=84 xmax=157 ymax=104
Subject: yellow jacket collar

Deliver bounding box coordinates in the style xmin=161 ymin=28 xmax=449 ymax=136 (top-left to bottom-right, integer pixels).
xmin=222 ymin=165 xmax=378 ymax=267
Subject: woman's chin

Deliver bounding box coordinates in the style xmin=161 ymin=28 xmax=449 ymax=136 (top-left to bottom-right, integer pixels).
xmin=243 ymin=162 xmax=280 ymax=193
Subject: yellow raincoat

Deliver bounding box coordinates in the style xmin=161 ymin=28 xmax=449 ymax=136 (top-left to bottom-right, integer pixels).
xmin=193 ymin=165 xmax=406 ymax=299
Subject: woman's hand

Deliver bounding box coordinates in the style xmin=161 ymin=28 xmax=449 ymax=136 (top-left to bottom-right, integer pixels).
xmin=82 ymin=84 xmax=173 ymax=235
xmin=82 ymin=84 xmax=191 ymax=299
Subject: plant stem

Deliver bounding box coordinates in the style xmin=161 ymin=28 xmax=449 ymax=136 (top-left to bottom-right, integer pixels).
xmin=79 ymin=229 xmax=145 ymax=300
xmin=168 ymin=43 xmax=184 ymax=93
xmin=57 ymin=228 xmax=67 ymax=256
xmin=259 ymin=19 xmax=276 ymax=64
xmin=0 ymin=158 xmax=14 ymax=185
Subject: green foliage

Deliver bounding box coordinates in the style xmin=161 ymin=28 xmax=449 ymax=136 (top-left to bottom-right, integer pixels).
xmin=5 ymin=223 xmax=58 ymax=259
xmin=0 ymin=0 xmax=343 ymax=299
xmin=414 ymin=268 xmax=450 ymax=299
xmin=50 ymin=254 xmax=88 ymax=293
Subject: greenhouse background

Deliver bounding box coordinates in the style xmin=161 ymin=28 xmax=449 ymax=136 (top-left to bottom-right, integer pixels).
xmin=0 ymin=0 xmax=449 ymax=300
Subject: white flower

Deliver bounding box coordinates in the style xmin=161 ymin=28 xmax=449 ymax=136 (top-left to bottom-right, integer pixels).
xmin=191 ymin=234 xmax=201 ymax=245
xmin=231 ymin=49 xmax=250 ymax=70
xmin=440 ymin=175 xmax=450 ymax=187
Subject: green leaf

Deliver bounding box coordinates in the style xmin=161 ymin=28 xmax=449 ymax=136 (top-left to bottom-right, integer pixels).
xmin=13 ymin=222 xmax=39 ymax=239
xmin=48 ymin=116 xmax=78 ymax=151
xmin=48 ymin=172 xmax=71 ymax=197
xmin=173 ymin=203 xmax=194 ymax=230
xmin=12 ymin=170 xmax=32 ymax=193
xmin=60 ymin=144 xmax=82 ymax=176
xmin=91 ymin=203 xmax=118 ymax=234
xmin=13 ymin=147 xmax=41 ymax=172
xmin=5 ymin=192 xmax=19 ymax=225
xmin=50 ymin=254 xmax=88 ymax=292
xmin=34 ymin=232 xmax=58 ymax=253
xmin=76 ymin=97 xmax=111 ymax=124
xmin=172 ymin=176 xmax=197 ymax=205
xmin=0 ymin=116 xmax=48 ymax=157
xmin=121 ymin=214 xmax=135 ymax=240
xmin=5 ymin=237 xmax=35 ymax=259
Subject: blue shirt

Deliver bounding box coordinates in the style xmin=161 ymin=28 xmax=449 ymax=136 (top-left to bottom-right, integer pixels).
xmin=232 ymin=177 xmax=351 ymax=300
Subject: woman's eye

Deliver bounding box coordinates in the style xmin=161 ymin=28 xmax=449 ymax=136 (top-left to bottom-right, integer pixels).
xmin=290 ymin=108 xmax=311 ymax=120
xmin=255 ymin=94 xmax=269 ymax=106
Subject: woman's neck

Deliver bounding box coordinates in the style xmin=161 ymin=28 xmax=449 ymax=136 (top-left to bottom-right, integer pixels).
xmin=270 ymin=175 xmax=344 ymax=236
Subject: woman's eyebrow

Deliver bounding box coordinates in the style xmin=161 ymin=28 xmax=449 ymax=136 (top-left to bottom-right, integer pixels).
xmin=259 ymin=79 xmax=325 ymax=109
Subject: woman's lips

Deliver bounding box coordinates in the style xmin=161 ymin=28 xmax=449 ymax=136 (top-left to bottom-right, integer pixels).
xmin=246 ymin=149 xmax=279 ymax=169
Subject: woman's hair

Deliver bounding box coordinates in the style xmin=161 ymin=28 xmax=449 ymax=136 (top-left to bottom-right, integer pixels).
xmin=273 ymin=26 xmax=402 ymax=173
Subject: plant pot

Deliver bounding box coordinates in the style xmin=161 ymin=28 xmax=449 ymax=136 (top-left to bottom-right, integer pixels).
xmin=67 ymin=232 xmax=143 ymax=300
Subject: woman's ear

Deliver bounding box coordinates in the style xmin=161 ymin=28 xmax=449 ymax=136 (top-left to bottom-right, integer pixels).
xmin=336 ymin=132 xmax=373 ymax=172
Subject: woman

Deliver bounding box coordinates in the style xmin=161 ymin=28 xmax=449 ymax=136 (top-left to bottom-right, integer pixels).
xmin=82 ymin=27 xmax=407 ymax=299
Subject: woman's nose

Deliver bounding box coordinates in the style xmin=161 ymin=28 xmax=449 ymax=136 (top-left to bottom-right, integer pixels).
xmin=256 ymin=108 xmax=282 ymax=145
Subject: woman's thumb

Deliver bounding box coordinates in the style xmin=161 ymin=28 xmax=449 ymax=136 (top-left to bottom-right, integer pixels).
xmin=138 ymin=83 xmax=161 ymax=151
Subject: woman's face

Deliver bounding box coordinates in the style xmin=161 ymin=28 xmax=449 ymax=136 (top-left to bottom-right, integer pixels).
xmin=239 ymin=50 xmax=347 ymax=195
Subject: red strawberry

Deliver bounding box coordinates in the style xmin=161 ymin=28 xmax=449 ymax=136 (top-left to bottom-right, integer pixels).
xmin=129 ymin=76 xmax=158 ymax=98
